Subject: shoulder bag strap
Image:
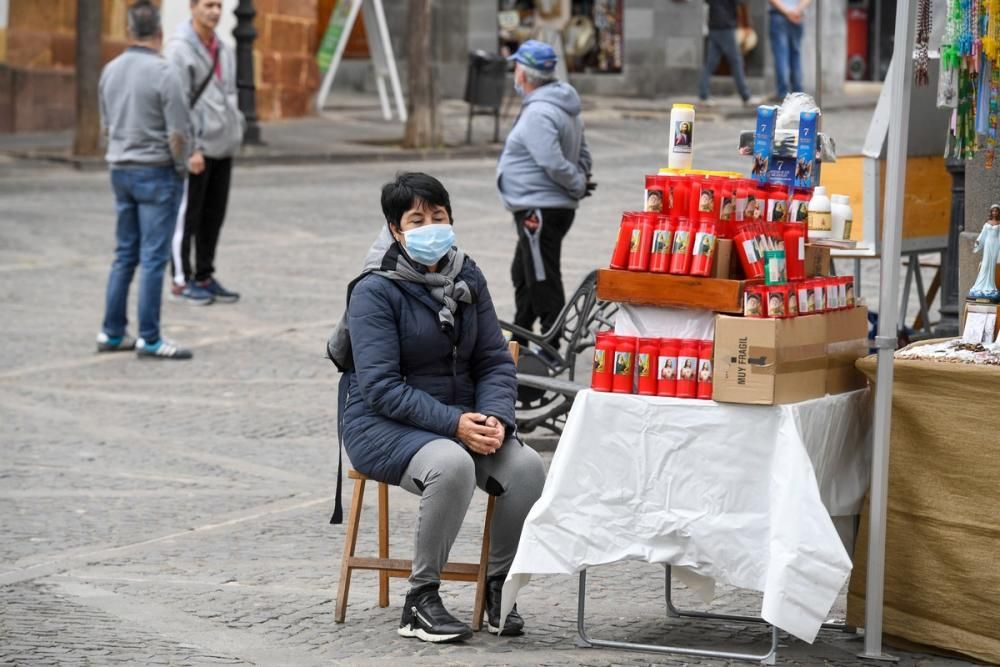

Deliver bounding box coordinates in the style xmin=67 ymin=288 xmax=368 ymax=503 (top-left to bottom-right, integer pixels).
xmin=190 ymin=43 xmax=221 ymax=109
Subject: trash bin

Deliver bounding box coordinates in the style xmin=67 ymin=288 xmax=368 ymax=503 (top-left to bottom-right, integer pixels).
xmin=463 ymin=50 xmax=507 ymax=144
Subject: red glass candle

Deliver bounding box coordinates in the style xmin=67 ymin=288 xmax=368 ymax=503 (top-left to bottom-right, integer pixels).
xmin=628 ymin=212 xmax=656 ymax=271
xmin=689 ymin=220 xmax=718 ymax=277
xmin=734 ymin=223 xmax=764 ymax=280
xmin=744 ymin=284 xmax=766 ymax=317
xmin=656 ymin=338 xmax=681 ymax=397
xmin=696 ymin=339 xmax=714 ymax=400
xmin=644 ymin=175 xmax=665 ymax=213
xmin=669 ymin=216 xmax=694 ymax=275
xmin=636 ymin=337 xmax=660 ymax=396
xmin=671 ymin=178 xmax=690 ymax=224
xmin=648 ymin=215 xmax=674 ymax=273
xmin=767 ymin=187 xmax=790 ymax=224
xmin=783 ymin=221 xmax=806 ymax=281
xmin=810 ymin=279 xmax=827 ymax=313
xmin=675 ymin=339 xmax=699 ymax=398
xmin=718 ymin=183 xmax=736 ymax=238
xmin=844 ymin=276 xmax=856 ymax=307
xmin=825 ymin=277 xmax=840 ymax=310
xmin=765 ymin=284 xmax=788 ymax=318
xmin=611 ymin=336 xmax=637 ymax=394
xmin=837 ymin=276 xmax=849 ymax=309
xmin=787 ymin=285 xmax=800 ymax=316
xmin=791 ymin=190 xmax=811 ymax=225
xmin=610 ymin=212 xmax=639 ymax=269
xmin=591 ymin=331 xmax=616 ymax=391
xmin=796 ymin=281 xmax=814 ymax=314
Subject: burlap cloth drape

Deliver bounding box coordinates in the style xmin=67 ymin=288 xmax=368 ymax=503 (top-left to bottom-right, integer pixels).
xmin=849 ymin=351 xmax=1000 ymax=665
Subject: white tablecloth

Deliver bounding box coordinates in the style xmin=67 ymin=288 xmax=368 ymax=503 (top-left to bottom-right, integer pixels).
xmin=501 ymin=389 xmax=871 ymax=643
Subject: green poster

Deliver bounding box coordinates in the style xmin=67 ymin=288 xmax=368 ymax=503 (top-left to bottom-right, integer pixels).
xmin=317 ymin=0 xmax=354 ymax=71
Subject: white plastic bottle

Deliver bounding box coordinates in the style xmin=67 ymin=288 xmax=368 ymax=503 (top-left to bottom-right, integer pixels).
xmin=830 ymin=194 xmax=853 ymax=241
xmin=668 ymin=103 xmax=695 ymax=170
xmin=807 ymin=186 xmax=832 ymax=239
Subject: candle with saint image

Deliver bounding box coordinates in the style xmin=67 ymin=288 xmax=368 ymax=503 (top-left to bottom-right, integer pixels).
xmin=657 ymin=338 xmax=681 ymax=396
xmin=675 ymin=339 xmax=699 ymax=398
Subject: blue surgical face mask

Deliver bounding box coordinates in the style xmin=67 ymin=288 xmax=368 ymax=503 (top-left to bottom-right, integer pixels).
xmin=402 ymin=224 xmax=455 ymax=266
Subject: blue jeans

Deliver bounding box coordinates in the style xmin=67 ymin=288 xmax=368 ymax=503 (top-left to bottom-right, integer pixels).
xmin=699 ymin=28 xmax=751 ymax=101
xmin=769 ymin=10 xmax=803 ymax=99
xmin=102 ymin=166 xmax=182 ymax=343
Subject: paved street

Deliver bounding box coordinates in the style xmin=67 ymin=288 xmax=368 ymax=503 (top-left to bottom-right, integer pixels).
xmin=0 ymin=104 xmax=961 ymax=666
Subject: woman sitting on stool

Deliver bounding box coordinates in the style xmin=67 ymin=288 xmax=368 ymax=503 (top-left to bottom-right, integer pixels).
xmin=341 ymin=172 xmax=546 ymax=643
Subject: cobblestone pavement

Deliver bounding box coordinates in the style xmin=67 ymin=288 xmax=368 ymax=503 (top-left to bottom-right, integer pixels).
xmin=0 ymin=106 xmax=962 ymax=666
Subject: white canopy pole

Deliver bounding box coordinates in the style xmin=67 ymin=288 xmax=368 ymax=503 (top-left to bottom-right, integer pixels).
xmin=814 ymin=0 xmax=822 ymax=108
xmin=861 ymin=0 xmax=916 ymax=661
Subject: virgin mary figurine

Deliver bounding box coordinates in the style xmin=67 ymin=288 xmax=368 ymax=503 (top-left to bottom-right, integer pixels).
xmin=968 ymin=204 xmax=1000 ymax=303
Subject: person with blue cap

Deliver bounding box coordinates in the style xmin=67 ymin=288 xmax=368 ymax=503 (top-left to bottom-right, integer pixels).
xmin=497 ymin=39 xmax=594 ymax=352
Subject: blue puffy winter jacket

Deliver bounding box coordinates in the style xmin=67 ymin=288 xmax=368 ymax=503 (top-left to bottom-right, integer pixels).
xmin=340 ymin=250 xmax=517 ymax=485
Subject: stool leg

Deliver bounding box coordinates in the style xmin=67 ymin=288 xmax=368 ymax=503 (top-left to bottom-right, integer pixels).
xmin=378 ymin=482 xmax=390 ymax=608
xmin=472 ymin=494 xmax=496 ymax=631
xmin=335 ymin=477 xmax=366 ymax=623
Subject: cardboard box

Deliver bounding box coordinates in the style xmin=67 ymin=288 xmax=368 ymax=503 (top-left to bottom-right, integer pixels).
xmin=794 ymin=111 xmax=820 ymax=189
xmin=713 ymin=238 xmax=735 ymax=280
xmin=804 ymin=243 xmax=831 ymax=277
xmin=961 ymin=303 xmax=1000 ymax=343
xmin=713 ymin=306 xmax=869 ymax=405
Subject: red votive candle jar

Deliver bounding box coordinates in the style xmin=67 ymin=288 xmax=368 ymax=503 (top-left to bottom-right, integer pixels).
xmin=628 ymin=212 xmax=656 ymax=271
xmin=669 ymin=216 xmax=694 ymax=275
xmin=787 ymin=285 xmax=799 ymax=317
xmin=796 ymin=281 xmax=814 ymax=314
xmin=591 ymin=331 xmax=616 ymax=391
xmin=734 ymin=223 xmax=764 ymax=279
xmin=783 ymin=221 xmax=806 ymax=281
xmin=689 ymin=220 xmax=718 ymax=277
xmin=656 ymin=338 xmax=681 ymax=397
xmin=844 ymin=276 xmax=856 ymax=307
xmin=675 ymin=338 xmax=699 ymax=398
xmin=644 ymin=175 xmax=665 ymax=213
xmin=718 ymin=183 xmax=736 ymax=238
xmin=648 ymin=215 xmax=674 ymax=273
xmin=610 ymin=212 xmax=639 ymax=269
xmin=825 ymin=277 xmax=840 ymax=310
xmin=611 ymin=336 xmax=637 ymax=394
xmin=811 ymin=279 xmax=827 ymax=313
xmin=636 ymin=337 xmax=660 ymax=395
xmin=696 ymin=339 xmax=714 ymax=400
xmin=765 ymin=284 xmax=788 ymax=318
xmin=744 ymin=284 xmax=766 ymax=317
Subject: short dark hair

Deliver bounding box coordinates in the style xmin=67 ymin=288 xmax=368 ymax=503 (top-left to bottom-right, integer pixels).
xmin=380 ymin=172 xmax=453 ymax=229
xmin=128 ymin=0 xmax=161 ymax=39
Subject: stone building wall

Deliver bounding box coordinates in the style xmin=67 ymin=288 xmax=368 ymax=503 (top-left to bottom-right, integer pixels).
xmin=0 ymin=0 xmax=321 ymax=132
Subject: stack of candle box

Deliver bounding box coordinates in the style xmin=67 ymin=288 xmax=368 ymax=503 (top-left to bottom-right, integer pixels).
xmin=594 ymin=103 xmax=869 ymax=405
xmin=591 ymin=334 xmax=715 ymax=400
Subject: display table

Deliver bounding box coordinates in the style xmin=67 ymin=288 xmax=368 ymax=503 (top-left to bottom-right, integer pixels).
xmin=848 ymin=354 xmax=1000 ymax=664
xmin=501 ymin=389 xmax=872 ymax=657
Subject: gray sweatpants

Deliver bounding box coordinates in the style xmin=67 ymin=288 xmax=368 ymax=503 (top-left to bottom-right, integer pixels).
xmin=399 ymin=437 xmax=546 ymax=587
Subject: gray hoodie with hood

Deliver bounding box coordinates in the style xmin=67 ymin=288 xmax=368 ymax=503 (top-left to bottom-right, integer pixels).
xmin=497 ymin=81 xmax=592 ymax=211
xmin=164 ymin=20 xmax=244 ymax=159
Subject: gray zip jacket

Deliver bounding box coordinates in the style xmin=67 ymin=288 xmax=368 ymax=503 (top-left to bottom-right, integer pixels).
xmin=99 ymin=46 xmax=190 ymax=173
xmin=165 ymin=20 xmax=244 ymax=158
xmin=496 ymin=81 xmax=592 ymax=211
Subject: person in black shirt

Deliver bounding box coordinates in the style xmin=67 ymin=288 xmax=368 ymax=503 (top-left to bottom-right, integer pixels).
xmin=698 ymin=0 xmax=758 ymax=106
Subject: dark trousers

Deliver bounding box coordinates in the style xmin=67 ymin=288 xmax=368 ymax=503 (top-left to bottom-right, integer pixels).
xmin=172 ymin=156 xmax=232 ymax=284
xmin=699 ymin=28 xmax=752 ymax=101
xmin=510 ymin=207 xmax=575 ymax=343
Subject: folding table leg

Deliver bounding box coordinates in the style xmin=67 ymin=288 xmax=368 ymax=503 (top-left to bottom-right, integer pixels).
xmin=577 ymin=568 xmax=779 ymax=663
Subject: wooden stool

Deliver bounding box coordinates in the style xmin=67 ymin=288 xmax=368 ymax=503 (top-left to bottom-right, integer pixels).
xmin=333 ymin=342 xmax=517 ymax=630
xmin=334 ymin=470 xmax=496 ymax=629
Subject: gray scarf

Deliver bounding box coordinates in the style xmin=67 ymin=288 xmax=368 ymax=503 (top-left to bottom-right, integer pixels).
xmin=375 ymin=244 xmax=473 ymax=333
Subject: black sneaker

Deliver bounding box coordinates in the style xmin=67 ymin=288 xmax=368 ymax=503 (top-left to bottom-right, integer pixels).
xmin=397 ymin=583 xmax=473 ymax=643
xmin=199 ymin=278 xmax=239 ymax=303
xmin=486 ymin=574 xmax=524 ymax=636
xmin=135 ymin=338 xmax=193 ymax=360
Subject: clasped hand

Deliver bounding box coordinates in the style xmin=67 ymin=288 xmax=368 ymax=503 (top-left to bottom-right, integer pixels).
xmin=456 ymin=413 xmax=505 ymax=455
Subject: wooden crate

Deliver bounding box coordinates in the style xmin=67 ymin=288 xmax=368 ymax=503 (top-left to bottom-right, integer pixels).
xmin=596 ymin=268 xmax=748 ymax=313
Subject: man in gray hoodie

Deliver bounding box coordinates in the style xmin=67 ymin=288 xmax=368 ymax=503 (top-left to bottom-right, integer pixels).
xmin=166 ymin=0 xmax=245 ymax=305
xmin=497 ymin=40 xmax=593 ymax=346
xmin=96 ymin=0 xmax=193 ymax=360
